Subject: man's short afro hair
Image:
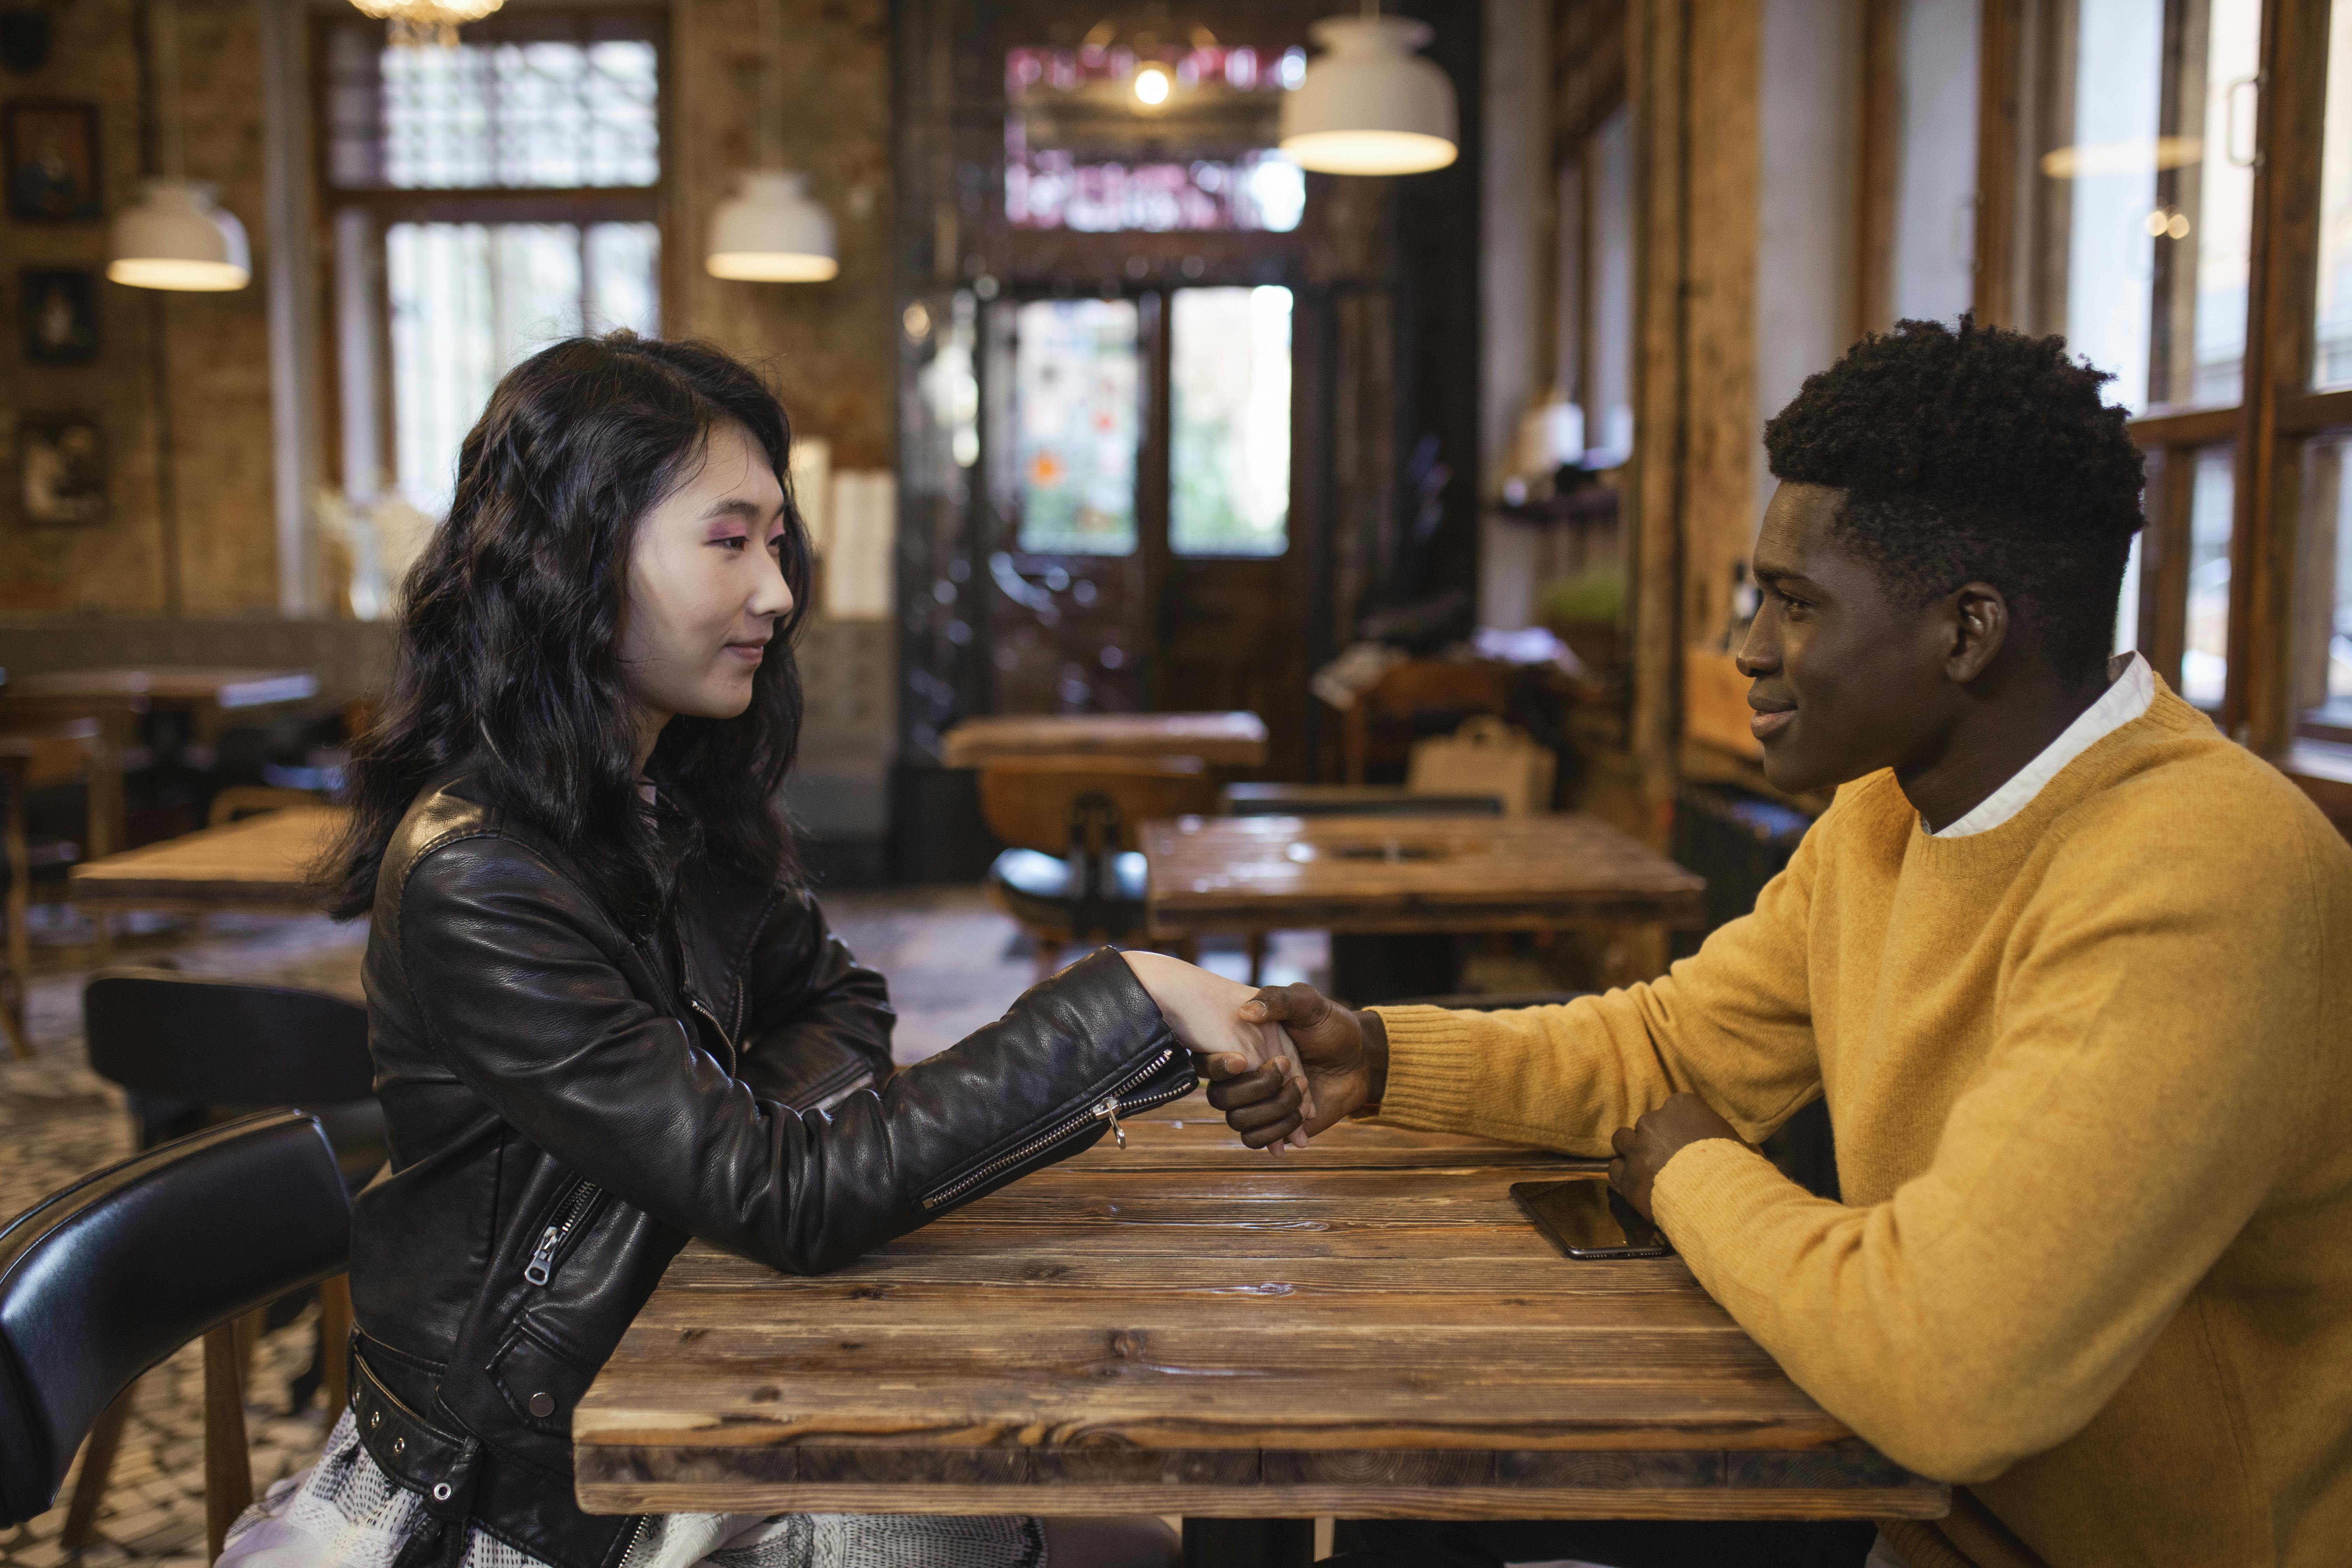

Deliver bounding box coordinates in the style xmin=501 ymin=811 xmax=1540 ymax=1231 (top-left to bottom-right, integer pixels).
xmin=1763 ymin=316 xmax=2147 ymax=675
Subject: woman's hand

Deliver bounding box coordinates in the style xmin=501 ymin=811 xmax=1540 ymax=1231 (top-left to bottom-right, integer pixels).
xmin=1197 ymin=982 xmax=1386 ymax=1149
xmin=1607 ymin=1093 xmax=1746 ymax=1221
xmin=1120 ymin=951 xmax=1312 ymax=1150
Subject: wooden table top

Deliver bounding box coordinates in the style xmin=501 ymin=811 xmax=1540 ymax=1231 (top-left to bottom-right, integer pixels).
xmin=69 ymin=804 xmax=344 ymax=910
xmin=942 ymin=712 xmax=1269 ymax=768
xmin=574 ymin=1101 xmax=1942 ymax=1523
xmin=1142 ymin=812 xmax=1708 ymax=934
xmin=0 ymin=666 xmax=320 ymax=710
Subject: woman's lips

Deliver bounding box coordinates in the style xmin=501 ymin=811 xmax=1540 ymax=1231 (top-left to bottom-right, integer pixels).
xmin=1749 ymin=707 xmax=1794 ymax=741
xmin=725 ymin=642 xmax=767 ymax=663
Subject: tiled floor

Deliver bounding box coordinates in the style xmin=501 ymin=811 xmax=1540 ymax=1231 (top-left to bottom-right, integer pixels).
xmin=0 ymin=889 xmax=1326 ymax=1565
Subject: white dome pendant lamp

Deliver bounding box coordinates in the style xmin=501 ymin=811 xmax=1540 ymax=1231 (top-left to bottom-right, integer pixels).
xmin=708 ymin=173 xmax=838 ymax=281
xmin=706 ymin=0 xmax=838 ymax=282
xmin=109 ymin=0 xmax=250 ymax=291
xmin=1280 ymin=2 xmax=1459 ymax=176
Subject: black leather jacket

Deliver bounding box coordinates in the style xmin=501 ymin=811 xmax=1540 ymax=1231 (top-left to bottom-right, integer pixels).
xmin=346 ymin=769 xmax=1192 ymax=1568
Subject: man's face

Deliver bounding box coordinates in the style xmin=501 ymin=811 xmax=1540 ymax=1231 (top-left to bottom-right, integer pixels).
xmin=1739 ymin=482 xmax=1963 ymax=795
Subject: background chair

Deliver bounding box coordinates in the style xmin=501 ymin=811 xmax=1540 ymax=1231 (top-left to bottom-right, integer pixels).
xmin=0 ymin=1110 xmax=354 ymax=1561
xmin=69 ymin=970 xmax=385 ymax=1549
xmin=979 ymin=755 xmax=1218 ymax=981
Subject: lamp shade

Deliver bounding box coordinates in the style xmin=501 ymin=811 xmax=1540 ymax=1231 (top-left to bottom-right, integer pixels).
xmin=106 ymin=178 xmax=251 ymax=292
xmin=706 ymin=171 xmax=839 ymax=282
xmin=1279 ymin=14 xmax=1458 ymax=176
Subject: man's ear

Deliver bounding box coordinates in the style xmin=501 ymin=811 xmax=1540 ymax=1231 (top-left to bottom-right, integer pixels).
xmin=1945 ymin=582 xmax=2010 ymax=682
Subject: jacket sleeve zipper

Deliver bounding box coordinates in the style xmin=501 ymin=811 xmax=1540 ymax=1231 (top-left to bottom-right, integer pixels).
xmin=686 ymin=991 xmax=737 ymax=1074
xmin=523 ymin=1181 xmax=602 ymax=1286
xmin=920 ymin=1047 xmax=1185 ymax=1211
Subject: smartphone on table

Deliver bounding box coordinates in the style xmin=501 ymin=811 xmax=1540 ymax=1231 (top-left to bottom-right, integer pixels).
xmin=1510 ymin=1176 xmax=1674 ymax=1259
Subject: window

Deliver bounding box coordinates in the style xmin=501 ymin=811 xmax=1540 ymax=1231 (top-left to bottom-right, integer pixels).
xmin=1010 ymin=299 xmax=1140 ymax=555
xmin=321 ymin=15 xmax=663 ymax=517
xmin=1169 ymin=286 xmax=1291 ymax=556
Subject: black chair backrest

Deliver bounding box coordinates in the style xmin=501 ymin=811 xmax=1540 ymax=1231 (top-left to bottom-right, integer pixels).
xmin=0 ymin=1110 xmax=351 ymax=1528
xmin=84 ymin=969 xmax=373 ymax=1108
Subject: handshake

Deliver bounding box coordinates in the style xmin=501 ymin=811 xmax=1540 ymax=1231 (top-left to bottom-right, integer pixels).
xmin=1119 ymin=949 xmax=1389 ymax=1153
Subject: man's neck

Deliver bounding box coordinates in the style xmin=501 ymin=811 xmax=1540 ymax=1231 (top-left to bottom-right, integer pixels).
xmin=1897 ymin=655 xmax=2123 ymax=833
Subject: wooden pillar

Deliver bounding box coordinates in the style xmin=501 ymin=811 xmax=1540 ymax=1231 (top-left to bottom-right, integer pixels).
xmin=1972 ymin=0 xmax=2025 ymax=326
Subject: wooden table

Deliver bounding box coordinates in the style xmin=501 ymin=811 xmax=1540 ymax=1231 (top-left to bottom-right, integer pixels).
xmin=69 ymin=804 xmax=345 ymax=914
xmin=941 ymin=712 xmax=1269 ymax=769
xmin=0 ymin=666 xmax=322 ymax=864
xmin=573 ymin=1102 xmax=1943 ymax=1558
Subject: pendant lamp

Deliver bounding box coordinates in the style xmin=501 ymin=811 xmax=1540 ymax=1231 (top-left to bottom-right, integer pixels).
xmin=1280 ymin=6 xmax=1459 ymax=176
xmin=707 ymin=173 xmax=839 ymax=281
xmin=706 ymin=0 xmax=838 ymax=282
xmin=347 ymin=0 xmax=506 ymax=51
xmin=110 ymin=0 xmax=251 ymax=291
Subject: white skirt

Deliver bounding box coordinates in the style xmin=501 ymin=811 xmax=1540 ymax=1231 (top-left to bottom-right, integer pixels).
xmin=219 ymin=1411 xmax=1047 ymax=1568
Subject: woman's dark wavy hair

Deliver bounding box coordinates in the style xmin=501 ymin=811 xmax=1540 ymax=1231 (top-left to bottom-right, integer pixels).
xmin=321 ymin=331 xmax=811 ymax=926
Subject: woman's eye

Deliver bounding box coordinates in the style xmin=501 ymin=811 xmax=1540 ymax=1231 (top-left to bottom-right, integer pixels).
xmin=715 ymin=534 xmax=748 ymax=552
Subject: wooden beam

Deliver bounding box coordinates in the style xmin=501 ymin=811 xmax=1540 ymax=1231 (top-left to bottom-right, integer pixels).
xmin=1971 ymin=0 xmax=2024 ymax=326
xmin=2231 ymin=0 xmax=2333 ymax=750
xmin=1856 ymin=0 xmax=1899 ymax=337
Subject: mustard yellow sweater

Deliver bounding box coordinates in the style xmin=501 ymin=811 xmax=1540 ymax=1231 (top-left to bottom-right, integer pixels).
xmin=1370 ymin=682 xmax=2352 ymax=1568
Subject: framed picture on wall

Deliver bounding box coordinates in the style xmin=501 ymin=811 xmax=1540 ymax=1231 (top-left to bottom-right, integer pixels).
xmin=19 ymin=268 xmax=100 ymax=362
xmin=4 ymin=99 xmax=101 ymax=221
xmin=19 ymin=413 xmax=107 ymax=526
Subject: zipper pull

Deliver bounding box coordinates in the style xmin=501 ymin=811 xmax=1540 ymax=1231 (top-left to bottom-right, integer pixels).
xmin=524 ymin=1224 xmax=563 ymax=1286
xmin=1096 ymin=1095 xmax=1126 ymax=1149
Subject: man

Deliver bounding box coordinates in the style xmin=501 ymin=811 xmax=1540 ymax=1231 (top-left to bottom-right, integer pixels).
xmin=1199 ymin=320 xmax=2352 ymax=1568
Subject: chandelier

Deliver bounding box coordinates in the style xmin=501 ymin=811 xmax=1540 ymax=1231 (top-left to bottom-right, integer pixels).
xmin=347 ymin=0 xmax=505 ymax=49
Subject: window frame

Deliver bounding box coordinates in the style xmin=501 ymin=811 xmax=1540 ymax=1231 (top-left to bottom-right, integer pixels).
xmin=309 ymin=8 xmax=674 ymax=503
xmin=1979 ymin=0 xmax=2349 ymax=804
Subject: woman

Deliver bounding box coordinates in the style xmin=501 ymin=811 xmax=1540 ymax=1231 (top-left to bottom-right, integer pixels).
xmin=225 ymin=334 xmax=1275 ymax=1568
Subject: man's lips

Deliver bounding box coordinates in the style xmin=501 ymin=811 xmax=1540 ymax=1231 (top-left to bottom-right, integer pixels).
xmin=1748 ymin=700 xmax=1794 ymax=741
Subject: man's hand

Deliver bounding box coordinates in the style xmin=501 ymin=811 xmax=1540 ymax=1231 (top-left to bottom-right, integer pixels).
xmin=1608 ymin=1093 xmax=1747 ymax=1220
xmin=1197 ymin=982 xmax=1388 ymax=1149
xmin=1119 ymin=952 xmax=1312 ymax=1150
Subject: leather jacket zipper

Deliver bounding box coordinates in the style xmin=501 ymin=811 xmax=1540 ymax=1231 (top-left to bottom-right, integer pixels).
xmin=686 ymin=991 xmax=736 ymax=1073
xmin=523 ymin=1182 xmax=601 ymax=1287
xmin=617 ymin=1514 xmax=651 ymax=1568
xmin=919 ymin=1047 xmax=1184 ymax=1211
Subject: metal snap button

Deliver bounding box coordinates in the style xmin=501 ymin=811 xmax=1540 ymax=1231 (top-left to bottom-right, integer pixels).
xmin=528 ymin=1391 xmax=556 ymax=1418
xmin=393 ymin=1437 xmax=405 ymax=1455
xmin=433 ymin=1483 xmax=453 ymax=1502
xmin=369 ymin=1410 xmax=382 ymax=1430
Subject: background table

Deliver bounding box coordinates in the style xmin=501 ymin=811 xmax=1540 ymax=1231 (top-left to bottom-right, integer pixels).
xmin=69 ymin=804 xmax=345 ymax=915
xmin=941 ymin=712 xmax=1269 ymax=769
xmin=1142 ymin=812 xmax=1706 ymax=996
xmin=574 ymin=1101 xmax=1943 ymax=1559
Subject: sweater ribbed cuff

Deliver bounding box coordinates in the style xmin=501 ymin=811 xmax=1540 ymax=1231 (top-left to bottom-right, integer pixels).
xmin=1363 ymin=1004 xmax=1496 ymax=1137
xmin=1649 ymin=1135 xmax=1800 ymax=1291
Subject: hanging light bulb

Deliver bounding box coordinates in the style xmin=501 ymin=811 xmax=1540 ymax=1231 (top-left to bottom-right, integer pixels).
xmin=110 ymin=0 xmax=251 ymax=291
xmin=707 ymin=172 xmax=839 ymax=282
xmin=108 ymin=179 xmax=251 ymax=290
xmin=1279 ymin=8 xmax=1458 ymax=176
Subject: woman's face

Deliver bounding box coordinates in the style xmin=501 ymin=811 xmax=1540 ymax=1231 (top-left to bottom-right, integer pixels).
xmin=618 ymin=422 xmax=794 ymax=748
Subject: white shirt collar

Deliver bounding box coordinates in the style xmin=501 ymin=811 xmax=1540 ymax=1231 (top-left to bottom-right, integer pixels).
xmin=1930 ymin=652 xmax=2155 ymax=838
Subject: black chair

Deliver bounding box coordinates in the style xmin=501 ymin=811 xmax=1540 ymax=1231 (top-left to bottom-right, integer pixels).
xmin=71 ymin=970 xmax=385 ymax=1549
xmin=0 ymin=1110 xmax=353 ymax=1561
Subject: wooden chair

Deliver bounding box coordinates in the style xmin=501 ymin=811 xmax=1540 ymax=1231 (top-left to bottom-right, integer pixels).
xmin=979 ymin=754 xmax=1218 ymax=982
xmin=1341 ymin=660 xmax=1514 ymax=783
xmin=65 ymin=971 xmax=384 ymax=1551
xmin=0 ymin=1110 xmax=353 ymax=1561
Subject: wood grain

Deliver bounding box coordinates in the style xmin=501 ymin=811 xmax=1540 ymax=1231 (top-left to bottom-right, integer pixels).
xmin=576 ymin=1099 xmax=1942 ymax=1522
xmin=941 ymin=713 xmax=1269 ymax=769
xmin=69 ymin=804 xmax=343 ymax=911
xmin=1140 ymin=813 xmax=1704 ymax=935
